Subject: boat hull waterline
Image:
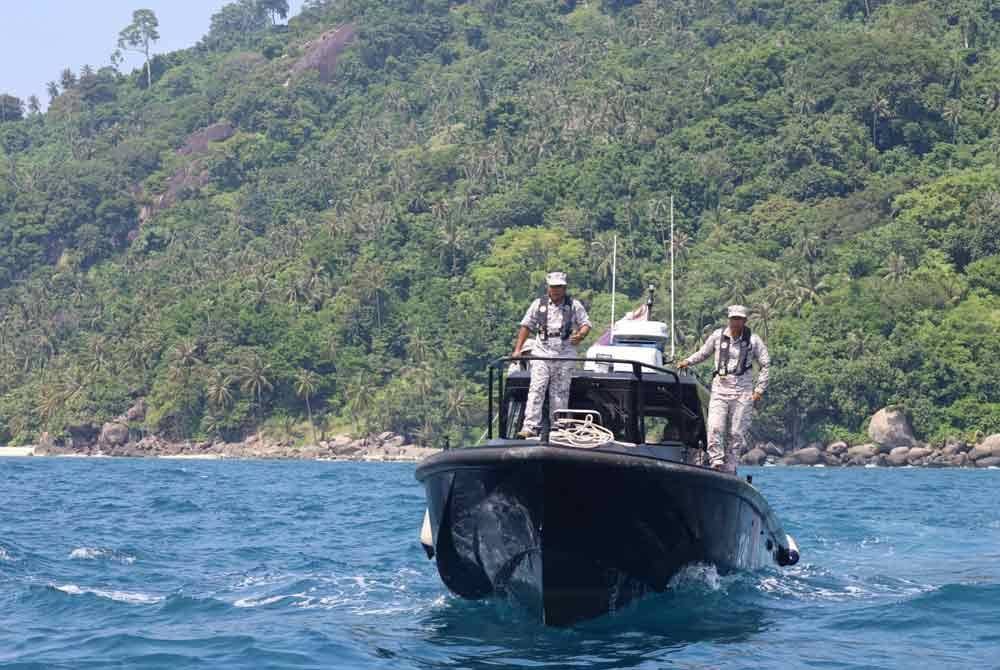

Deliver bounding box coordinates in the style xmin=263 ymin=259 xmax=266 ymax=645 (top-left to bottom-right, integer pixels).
xmin=416 ymin=445 xmax=799 ymax=626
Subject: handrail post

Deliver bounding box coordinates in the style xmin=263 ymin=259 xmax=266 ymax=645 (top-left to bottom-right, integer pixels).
xmin=636 ymin=363 xmax=645 ymax=443
xmin=498 ymin=363 xmax=507 ymax=438
xmin=488 ymin=365 xmax=494 ymax=440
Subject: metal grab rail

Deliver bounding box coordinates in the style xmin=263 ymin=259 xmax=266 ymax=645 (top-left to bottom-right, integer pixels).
xmin=486 ymin=355 xmax=688 ymax=441
xmin=492 ymin=355 xmax=682 ymax=384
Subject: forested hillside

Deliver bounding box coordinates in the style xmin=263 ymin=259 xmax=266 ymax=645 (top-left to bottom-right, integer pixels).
xmin=1 ymin=0 xmax=999 ymax=448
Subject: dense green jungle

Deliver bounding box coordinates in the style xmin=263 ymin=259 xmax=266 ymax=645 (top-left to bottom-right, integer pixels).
xmin=1 ymin=0 xmax=999 ymax=449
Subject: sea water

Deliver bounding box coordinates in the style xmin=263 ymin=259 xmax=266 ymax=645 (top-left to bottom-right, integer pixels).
xmin=1 ymin=459 xmax=997 ymax=669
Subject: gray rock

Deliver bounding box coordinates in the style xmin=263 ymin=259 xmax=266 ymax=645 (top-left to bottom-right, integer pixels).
xmin=974 ymin=456 xmax=1000 ymax=468
xmin=383 ymin=435 xmax=405 ymax=449
xmin=779 ymin=454 xmax=799 ymax=466
xmin=943 ymin=436 xmax=969 ymax=454
xmin=126 ymin=399 xmax=146 ymax=422
xmin=847 ymin=443 xmax=878 ymax=459
xmin=794 ymin=447 xmax=823 ymax=466
xmin=868 ymin=406 xmax=916 ymax=449
xmin=822 ymin=452 xmax=842 ymax=466
xmin=98 ymin=422 xmax=129 ymax=447
xmin=762 ymin=442 xmax=784 ymax=457
xmin=887 ymin=447 xmax=910 ymax=466
xmin=952 ymin=452 xmax=969 ymax=467
xmin=969 ymin=443 xmax=994 ymax=461
xmin=741 ymin=448 xmax=767 ymax=466
xmin=906 ymin=447 xmax=933 ymax=464
xmin=826 ymin=441 xmax=849 ymax=456
xmin=983 ymin=434 xmax=1000 ymax=457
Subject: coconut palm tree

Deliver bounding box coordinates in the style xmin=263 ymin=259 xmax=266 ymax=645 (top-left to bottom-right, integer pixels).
xmin=870 ymin=92 xmax=892 ymax=147
xmin=295 ymin=368 xmax=320 ymax=444
xmin=205 ymin=369 xmax=234 ymax=411
xmin=168 ymin=338 xmax=201 ymax=385
xmin=882 ymin=252 xmax=909 ymax=284
xmin=942 ymin=101 xmax=962 ymax=144
xmin=239 ymin=354 xmax=273 ymax=437
xmin=750 ymin=301 xmax=776 ymax=340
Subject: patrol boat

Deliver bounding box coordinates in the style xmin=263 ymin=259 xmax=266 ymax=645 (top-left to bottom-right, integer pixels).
xmin=415 ymin=317 xmax=800 ymax=626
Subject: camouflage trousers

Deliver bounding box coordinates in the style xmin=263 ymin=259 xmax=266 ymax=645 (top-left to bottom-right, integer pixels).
xmin=706 ymin=393 xmax=754 ymax=473
xmin=522 ymin=344 xmax=575 ymax=433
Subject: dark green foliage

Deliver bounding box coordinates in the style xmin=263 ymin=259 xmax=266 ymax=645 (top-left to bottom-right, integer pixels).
xmin=0 ymin=0 xmax=998 ymax=448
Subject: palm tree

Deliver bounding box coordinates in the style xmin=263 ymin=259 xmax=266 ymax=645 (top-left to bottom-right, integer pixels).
xmin=942 ymin=101 xmax=962 ymax=143
xmin=37 ymin=386 xmax=67 ymax=427
xmin=345 ymin=372 xmax=372 ymax=432
xmin=295 ymin=368 xmax=320 ymax=444
xmin=591 ymin=233 xmax=616 ymax=281
xmin=722 ymin=272 xmax=754 ymax=305
xmin=845 ymin=330 xmax=869 ymax=357
xmin=750 ymin=301 xmax=776 ymax=340
xmin=870 ymin=92 xmax=892 ymax=147
xmin=882 ymin=252 xmax=909 ymax=284
xmin=239 ymin=354 xmax=273 ymax=437
xmin=168 ymin=338 xmax=201 ymax=385
xmin=205 ymin=369 xmax=234 ymax=411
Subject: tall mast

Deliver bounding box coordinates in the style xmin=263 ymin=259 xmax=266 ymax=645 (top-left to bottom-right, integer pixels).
xmin=610 ymin=234 xmax=617 ymax=344
xmin=670 ymin=195 xmax=675 ymax=360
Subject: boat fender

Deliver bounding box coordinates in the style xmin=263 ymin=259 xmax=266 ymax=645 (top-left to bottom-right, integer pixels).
xmin=776 ymin=533 xmax=800 ymax=566
xmin=420 ymin=508 xmax=434 ymax=559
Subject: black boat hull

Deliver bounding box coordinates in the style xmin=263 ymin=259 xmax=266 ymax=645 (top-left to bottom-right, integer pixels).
xmin=416 ymin=445 xmax=795 ymax=626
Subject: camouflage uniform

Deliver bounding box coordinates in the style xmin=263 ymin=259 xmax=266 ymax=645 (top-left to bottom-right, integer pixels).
xmin=684 ymin=328 xmax=770 ymax=472
xmin=519 ymin=296 xmax=592 ymax=433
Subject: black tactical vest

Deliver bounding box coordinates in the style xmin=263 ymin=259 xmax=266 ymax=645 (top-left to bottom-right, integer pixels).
xmin=716 ymin=327 xmax=753 ymax=377
xmin=538 ymin=296 xmax=576 ymax=342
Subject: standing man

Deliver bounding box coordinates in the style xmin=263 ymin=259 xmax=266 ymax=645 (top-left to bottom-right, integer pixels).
xmin=513 ymin=272 xmax=592 ymax=438
xmin=677 ymin=305 xmax=770 ymax=473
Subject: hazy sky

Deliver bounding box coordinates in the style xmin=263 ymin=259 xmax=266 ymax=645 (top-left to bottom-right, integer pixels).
xmin=1 ymin=0 xmax=306 ymax=104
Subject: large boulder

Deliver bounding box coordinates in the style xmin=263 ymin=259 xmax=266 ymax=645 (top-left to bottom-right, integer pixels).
xmin=822 ymin=452 xmax=842 ymax=466
xmin=974 ymin=456 xmax=1000 ymax=468
xmin=847 ymin=443 xmax=878 ymax=459
xmin=887 ymin=447 xmax=910 ymax=466
xmin=794 ymin=446 xmax=823 ymax=466
xmin=906 ymin=446 xmax=933 ymax=464
xmin=943 ymin=436 xmax=970 ymax=455
xmin=290 ymin=24 xmax=358 ymax=82
xmin=98 ymin=422 xmax=129 ymax=447
xmin=969 ymin=443 xmax=994 ymax=461
xmin=762 ymin=442 xmax=784 ymax=457
xmin=826 ymin=441 xmax=849 ymax=457
xmin=868 ymin=407 xmax=916 ymax=449
xmin=981 ymin=434 xmax=1000 ymax=457
xmin=741 ymin=447 xmax=767 ymax=466
xmin=126 ymin=399 xmax=146 ymax=423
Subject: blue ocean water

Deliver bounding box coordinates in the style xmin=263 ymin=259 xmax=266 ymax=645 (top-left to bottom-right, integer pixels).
xmin=1 ymin=459 xmax=998 ymax=669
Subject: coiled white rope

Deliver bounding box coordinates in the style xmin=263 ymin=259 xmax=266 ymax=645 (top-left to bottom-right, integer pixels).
xmin=548 ymin=415 xmax=615 ymax=449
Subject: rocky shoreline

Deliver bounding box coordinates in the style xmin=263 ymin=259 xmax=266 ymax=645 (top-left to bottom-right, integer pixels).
xmin=741 ymin=408 xmax=1000 ymax=468
xmin=6 ymin=431 xmax=440 ymax=462
xmin=4 ymin=407 xmax=998 ymax=468
xmin=740 ymin=435 xmax=1000 ymax=468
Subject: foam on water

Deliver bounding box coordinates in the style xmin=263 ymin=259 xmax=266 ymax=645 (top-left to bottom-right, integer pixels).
xmin=53 ymin=584 xmax=164 ymax=605
xmin=69 ymin=547 xmax=137 ymax=564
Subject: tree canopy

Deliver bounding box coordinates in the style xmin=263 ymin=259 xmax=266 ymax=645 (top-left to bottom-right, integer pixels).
xmin=0 ymin=0 xmax=998 ymax=448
